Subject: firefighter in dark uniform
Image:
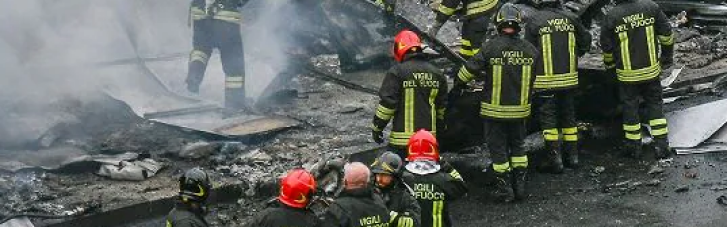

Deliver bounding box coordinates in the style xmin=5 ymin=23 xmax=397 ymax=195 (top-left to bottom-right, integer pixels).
xmin=600 ymin=0 xmax=674 ymax=159
xmin=370 ymin=151 xmax=421 ymax=227
xmin=372 ymin=30 xmax=448 ymax=159
xmin=402 ymin=130 xmax=467 ymax=227
xmin=456 ymin=3 xmax=539 ymax=202
xmin=321 ymin=162 xmax=391 ymax=227
xmin=246 ymin=168 xmax=320 ymax=227
xmin=165 ymin=167 xmax=212 ymax=227
xmin=523 ymin=0 xmax=591 ymax=172
xmin=428 ymin=0 xmax=500 ymax=59
xmin=187 ymin=0 xmax=249 ymax=109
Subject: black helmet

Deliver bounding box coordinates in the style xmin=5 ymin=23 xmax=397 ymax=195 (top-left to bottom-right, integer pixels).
xmin=495 ymin=3 xmax=523 ymax=35
xmin=179 ymin=167 xmax=212 ymax=203
xmin=532 ymin=0 xmax=560 ymax=7
xmin=370 ymin=151 xmax=404 ymax=176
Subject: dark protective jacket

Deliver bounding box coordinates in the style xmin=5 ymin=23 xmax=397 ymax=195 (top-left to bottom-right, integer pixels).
xmin=245 ymin=202 xmax=320 ymax=227
xmin=190 ymin=0 xmax=247 ymax=23
xmin=456 ymin=34 xmax=540 ymax=120
xmin=600 ymin=0 xmax=674 ymax=83
xmin=402 ymin=166 xmax=467 ymax=227
xmin=373 ymin=53 xmax=448 ymax=148
xmin=376 ymin=181 xmax=421 ymax=227
xmin=165 ymin=202 xmax=209 ymax=227
xmin=435 ymin=0 xmax=500 ymax=21
xmin=524 ymin=7 xmax=591 ymax=91
xmin=321 ymin=187 xmax=391 ymax=227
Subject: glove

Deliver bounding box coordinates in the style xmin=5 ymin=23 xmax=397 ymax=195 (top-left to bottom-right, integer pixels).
xmin=372 ymin=130 xmax=384 ymax=144
xmin=427 ymin=21 xmax=445 ymax=38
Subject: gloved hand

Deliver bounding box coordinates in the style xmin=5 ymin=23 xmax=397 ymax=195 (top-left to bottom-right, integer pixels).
xmin=427 ymin=21 xmax=445 ymax=38
xmin=372 ymin=130 xmax=384 ymax=144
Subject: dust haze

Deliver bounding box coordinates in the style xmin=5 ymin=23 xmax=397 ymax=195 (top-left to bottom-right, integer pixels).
xmin=0 ymin=0 xmax=300 ymax=148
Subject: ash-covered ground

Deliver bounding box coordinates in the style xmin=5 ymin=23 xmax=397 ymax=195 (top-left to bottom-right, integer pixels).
xmin=3 ymin=2 xmax=727 ymax=227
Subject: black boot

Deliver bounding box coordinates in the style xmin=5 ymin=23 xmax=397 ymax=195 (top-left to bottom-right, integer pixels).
xmin=539 ymin=142 xmax=564 ymax=174
xmin=492 ymin=172 xmax=514 ymax=203
xmin=511 ymin=167 xmax=528 ymax=201
xmin=563 ymin=141 xmax=579 ymax=169
xmin=653 ymin=137 xmax=673 ymax=159
xmin=622 ymin=140 xmax=642 ymax=159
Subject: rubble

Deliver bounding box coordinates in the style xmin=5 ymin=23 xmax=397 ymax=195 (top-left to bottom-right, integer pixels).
xmin=178 ymin=141 xmax=219 ymax=159
xmin=674 ymin=185 xmax=690 ymax=193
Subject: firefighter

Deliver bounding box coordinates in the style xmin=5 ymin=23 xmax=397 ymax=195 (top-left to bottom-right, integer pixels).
xmin=370 ymin=151 xmax=421 ymax=227
xmin=455 ymin=3 xmax=539 ymax=202
xmin=402 ymin=130 xmax=467 ymax=227
xmin=372 ymin=30 xmax=448 ymax=159
xmin=523 ymin=0 xmax=591 ymax=172
xmin=321 ymin=162 xmax=390 ymax=227
xmin=246 ymin=168 xmax=320 ymax=227
xmin=187 ymin=0 xmax=249 ymax=109
xmin=428 ymin=0 xmax=500 ymax=59
xmin=165 ymin=167 xmax=212 ymax=227
xmin=600 ymin=0 xmax=674 ymax=159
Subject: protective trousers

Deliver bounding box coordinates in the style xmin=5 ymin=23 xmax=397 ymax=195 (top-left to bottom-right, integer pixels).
xmin=187 ymin=19 xmax=246 ymax=109
xmin=537 ymin=90 xmax=578 ymax=154
xmin=460 ymin=16 xmax=490 ymax=59
xmin=619 ymin=80 xmax=668 ymax=146
xmin=484 ymin=119 xmax=528 ymax=174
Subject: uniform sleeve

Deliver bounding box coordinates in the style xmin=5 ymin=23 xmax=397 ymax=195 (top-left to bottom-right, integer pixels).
xmin=435 ymin=0 xmax=461 ymax=23
xmin=599 ymin=18 xmax=615 ymax=69
xmin=436 ymin=72 xmax=448 ymax=121
xmin=439 ymin=169 xmax=468 ymax=200
xmin=456 ymin=47 xmax=488 ymax=86
xmin=654 ymin=6 xmax=674 ymax=60
xmin=372 ymin=70 xmax=401 ymax=132
xmin=399 ymin=186 xmax=422 ymax=227
xmin=571 ymin=15 xmax=592 ymax=57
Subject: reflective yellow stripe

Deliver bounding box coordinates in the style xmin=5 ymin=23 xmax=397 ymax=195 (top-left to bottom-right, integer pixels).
xmin=619 ymin=32 xmax=631 ymax=71
xmin=493 ymin=162 xmax=510 ymax=173
xmin=646 ymin=26 xmax=657 ymax=65
xmin=190 ymin=50 xmax=209 ymax=63
xmin=562 ymin=127 xmax=578 ymax=134
xmin=542 ymin=34 xmax=553 ymax=75
xmin=511 ymin=155 xmax=528 ymax=168
xmin=623 ymin=124 xmax=640 ymax=131
xmin=405 ymin=88 xmax=415 ymax=132
xmin=649 ymin=118 xmax=667 ymax=126
xmin=466 ymin=0 xmax=498 ymax=15
xmin=462 ymin=39 xmax=472 ymax=47
xmin=658 ymin=34 xmax=674 ymax=46
xmin=225 ymin=76 xmax=244 ymax=88
xmin=569 ymin=32 xmax=577 ymax=73
xmin=625 ymin=131 xmax=641 ymax=140
xmin=438 ymin=5 xmax=457 ymax=16
xmin=652 ymin=127 xmax=668 ymax=136
xmin=564 ymin=134 xmax=578 ymax=142
xmin=616 ymin=63 xmax=661 ymax=82
xmin=429 ymin=89 xmax=439 ymax=132
xmin=492 ymin=65 xmax=502 ymax=105
xmin=449 ymin=169 xmax=462 ymax=179
xmin=460 ymin=48 xmax=475 ymax=57
xmin=376 ymin=104 xmax=396 ymax=121
xmin=534 ymin=72 xmax=579 ymax=89
xmin=437 ymin=108 xmax=446 ymax=119
xmin=213 ymin=10 xmax=242 ymax=23
xmin=603 ymin=53 xmax=614 ymax=63
xmin=472 ymin=48 xmax=481 ymax=55
xmin=543 ymin=128 xmax=559 ymax=141
xmin=480 ymin=103 xmax=531 ymax=119
xmin=190 ymin=7 xmax=207 ymax=20
xmin=432 ymin=201 xmax=444 ymax=227
xmin=390 ymin=131 xmax=416 ymax=146
xmin=521 ymin=64 xmax=532 ymax=105
xmin=458 ymin=66 xmax=474 ymax=82
xmin=166 ymin=220 xmax=173 ymax=227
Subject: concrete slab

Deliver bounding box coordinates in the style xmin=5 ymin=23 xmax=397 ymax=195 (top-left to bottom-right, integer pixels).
xmin=666 ymin=99 xmax=727 ymax=148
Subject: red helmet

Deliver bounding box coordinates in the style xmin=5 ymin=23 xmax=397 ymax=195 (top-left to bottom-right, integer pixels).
xmin=278 ymin=168 xmax=316 ymax=208
xmin=406 ymin=129 xmax=440 ymax=162
xmin=393 ymin=30 xmax=423 ymax=62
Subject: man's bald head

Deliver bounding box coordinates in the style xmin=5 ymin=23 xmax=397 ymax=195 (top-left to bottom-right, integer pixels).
xmin=343 ymin=162 xmax=371 ymax=190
